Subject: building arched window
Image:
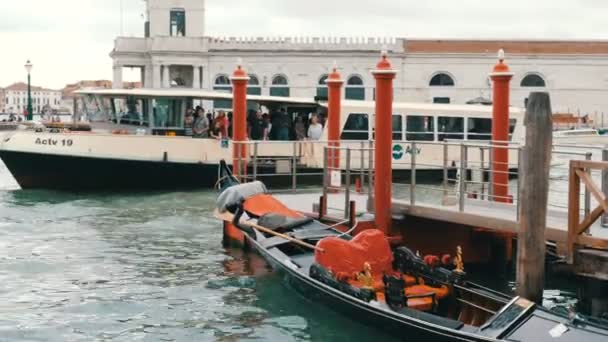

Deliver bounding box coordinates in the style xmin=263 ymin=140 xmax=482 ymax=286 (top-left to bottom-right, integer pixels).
xmin=345 ymin=75 xmax=365 ymax=100
xmin=429 ymin=73 xmax=455 ymax=87
xmin=213 ymin=74 xmax=232 ymax=109
xmin=316 ymin=74 xmax=328 ymax=100
xmin=270 ymin=74 xmax=290 ymax=97
xmin=248 ymin=74 xmax=261 ymax=95
xmin=520 ymin=73 xmax=546 ymax=87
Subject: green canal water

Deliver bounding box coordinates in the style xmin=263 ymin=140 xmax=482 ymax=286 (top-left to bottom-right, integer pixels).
xmin=0 ymin=164 xmax=586 ymax=341
xmin=0 ymin=188 xmax=400 ymax=341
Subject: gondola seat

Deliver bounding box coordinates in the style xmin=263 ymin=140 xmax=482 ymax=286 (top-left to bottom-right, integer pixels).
xmin=257 ymin=213 xmax=313 ymax=232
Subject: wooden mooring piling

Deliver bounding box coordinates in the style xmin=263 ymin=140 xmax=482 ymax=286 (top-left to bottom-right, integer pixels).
xmin=516 ymin=92 xmax=553 ymax=304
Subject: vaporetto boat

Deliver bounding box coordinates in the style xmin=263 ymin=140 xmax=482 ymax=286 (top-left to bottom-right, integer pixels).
xmin=0 ymin=88 xmax=524 ymax=190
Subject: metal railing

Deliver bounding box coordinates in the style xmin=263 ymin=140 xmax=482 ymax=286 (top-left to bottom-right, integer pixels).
xmin=233 ymin=139 xmax=608 ymax=225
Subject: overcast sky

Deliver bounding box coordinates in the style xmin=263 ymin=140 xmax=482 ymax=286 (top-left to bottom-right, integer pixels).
xmin=1 ymin=0 xmax=607 ymax=89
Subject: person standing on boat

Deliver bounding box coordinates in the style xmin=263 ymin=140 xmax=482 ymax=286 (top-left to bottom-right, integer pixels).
xmin=274 ymin=108 xmax=291 ymax=140
xmin=294 ymin=115 xmax=307 ymax=140
xmin=216 ymin=111 xmax=229 ymax=138
xmin=184 ymin=111 xmax=194 ymax=137
xmin=248 ymin=111 xmax=268 ymax=141
xmin=308 ymin=114 xmax=323 ymax=140
xmin=193 ymin=108 xmax=209 ymax=138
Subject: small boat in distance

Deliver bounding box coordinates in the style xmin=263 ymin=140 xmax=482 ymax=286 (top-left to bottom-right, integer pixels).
xmin=214 ymin=161 xmax=608 ymax=341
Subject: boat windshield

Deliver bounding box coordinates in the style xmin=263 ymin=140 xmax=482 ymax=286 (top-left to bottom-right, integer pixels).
xmin=75 ymin=94 xmax=323 ymax=140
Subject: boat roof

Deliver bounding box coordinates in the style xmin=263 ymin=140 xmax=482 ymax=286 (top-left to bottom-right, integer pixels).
xmin=337 ymin=99 xmax=524 ymax=115
xmin=74 ymin=88 xmax=319 ymax=106
xmin=75 ymin=88 xmax=524 ymax=115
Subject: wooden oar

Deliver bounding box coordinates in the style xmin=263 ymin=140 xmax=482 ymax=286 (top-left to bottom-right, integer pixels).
xmin=214 ymin=209 xmax=324 ymax=253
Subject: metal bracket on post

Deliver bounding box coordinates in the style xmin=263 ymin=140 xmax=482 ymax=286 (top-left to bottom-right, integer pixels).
xmin=603 ymin=147 xmax=608 ymax=227
xmin=584 ymin=153 xmax=592 ymax=220
xmin=292 ymin=142 xmax=297 ymax=193
xmin=443 ymin=142 xmax=449 ymax=200
xmin=360 ymin=141 xmax=365 ymax=189
xmin=489 ymin=144 xmax=494 ymax=202
xmin=345 ymin=148 xmax=352 ymax=219
xmin=368 ymin=140 xmax=374 ymax=210
xmin=516 ymin=147 xmax=524 ymax=222
xmin=253 ymin=142 xmax=258 ymax=182
xmin=459 ymin=144 xmax=468 ymax=212
xmin=411 ymin=141 xmax=417 ymax=206
xmin=323 ymin=147 xmax=328 ymax=200
xmin=480 ymin=147 xmax=485 ymax=200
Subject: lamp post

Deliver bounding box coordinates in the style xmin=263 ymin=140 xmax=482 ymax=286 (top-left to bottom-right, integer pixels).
xmin=24 ymin=60 xmax=33 ymax=121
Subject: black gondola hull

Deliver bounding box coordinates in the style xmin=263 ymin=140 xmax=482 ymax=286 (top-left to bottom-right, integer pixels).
xmin=248 ymin=236 xmax=491 ymax=342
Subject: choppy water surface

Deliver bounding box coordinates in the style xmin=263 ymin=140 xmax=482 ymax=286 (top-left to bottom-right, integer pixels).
xmin=0 ymin=184 xmax=398 ymax=341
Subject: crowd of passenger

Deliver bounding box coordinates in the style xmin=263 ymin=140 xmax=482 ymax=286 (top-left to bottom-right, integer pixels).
xmin=183 ymin=106 xmax=326 ymax=141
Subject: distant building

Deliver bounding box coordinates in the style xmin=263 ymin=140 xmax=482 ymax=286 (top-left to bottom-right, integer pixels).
xmin=59 ymin=80 xmax=141 ymax=114
xmin=111 ymin=0 xmax=608 ymax=116
xmin=0 ymin=88 xmax=5 ymax=113
xmin=2 ymin=82 xmax=62 ymax=115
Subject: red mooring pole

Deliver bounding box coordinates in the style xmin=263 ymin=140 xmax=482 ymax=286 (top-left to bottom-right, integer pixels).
xmin=326 ymin=63 xmax=343 ymax=170
xmin=372 ymin=51 xmax=398 ymax=235
xmin=490 ymin=50 xmax=513 ymax=203
xmin=231 ymin=60 xmax=249 ymax=178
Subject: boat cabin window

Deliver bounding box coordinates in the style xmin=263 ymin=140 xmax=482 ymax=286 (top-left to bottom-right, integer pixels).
xmin=392 ymin=115 xmax=403 ymax=140
xmin=406 ymin=115 xmax=434 ymax=141
xmin=153 ymin=99 xmax=183 ymax=128
xmin=81 ymin=95 xmax=112 ymax=122
xmin=112 ymin=97 xmax=147 ymax=126
xmin=438 ymin=117 xmax=464 ymax=141
xmin=467 ymin=118 xmax=517 ymax=141
xmin=341 ymin=113 xmax=369 ymax=140
xmin=371 ymin=115 xmax=404 ymax=140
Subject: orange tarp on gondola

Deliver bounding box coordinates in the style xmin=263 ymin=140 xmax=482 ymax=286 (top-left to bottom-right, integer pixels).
xmin=243 ymin=194 xmax=303 ymax=218
xmin=315 ymin=229 xmax=393 ymax=277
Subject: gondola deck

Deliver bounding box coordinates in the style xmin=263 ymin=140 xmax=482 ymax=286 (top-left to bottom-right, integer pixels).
xmin=215 ymin=160 xmax=608 ymax=341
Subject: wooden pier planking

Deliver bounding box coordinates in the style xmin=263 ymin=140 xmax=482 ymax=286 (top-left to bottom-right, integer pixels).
xmin=275 ymin=192 xmax=608 ymax=247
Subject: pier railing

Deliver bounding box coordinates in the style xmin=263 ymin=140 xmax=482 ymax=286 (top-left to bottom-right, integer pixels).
xmin=233 ymin=139 xmax=608 ymax=224
xmin=567 ymin=160 xmax=608 ymax=262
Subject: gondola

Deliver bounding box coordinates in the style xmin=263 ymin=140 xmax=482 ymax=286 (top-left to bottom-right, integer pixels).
xmin=214 ymin=160 xmax=608 ymax=341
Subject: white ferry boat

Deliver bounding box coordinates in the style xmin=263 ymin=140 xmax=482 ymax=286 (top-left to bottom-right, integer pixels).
xmin=0 ymin=88 xmax=524 ymax=190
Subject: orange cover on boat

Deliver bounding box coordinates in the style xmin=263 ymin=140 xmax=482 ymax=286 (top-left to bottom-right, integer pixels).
xmin=243 ymin=194 xmax=302 ymax=218
xmin=315 ymin=229 xmax=393 ymax=276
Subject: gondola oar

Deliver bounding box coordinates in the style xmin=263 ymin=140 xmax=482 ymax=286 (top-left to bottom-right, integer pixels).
xmin=214 ymin=209 xmax=324 ymax=253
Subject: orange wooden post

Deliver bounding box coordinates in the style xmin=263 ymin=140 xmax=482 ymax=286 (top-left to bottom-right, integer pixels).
xmin=231 ymin=59 xmax=250 ymax=177
xmin=326 ymin=63 xmax=344 ymax=170
xmin=372 ymin=51 xmax=398 ymax=235
xmin=490 ymin=49 xmax=514 ymax=203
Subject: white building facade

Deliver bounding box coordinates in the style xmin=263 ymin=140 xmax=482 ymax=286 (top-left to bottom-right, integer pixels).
xmin=111 ymin=0 xmax=608 ymax=116
xmin=2 ymin=83 xmax=62 ymax=115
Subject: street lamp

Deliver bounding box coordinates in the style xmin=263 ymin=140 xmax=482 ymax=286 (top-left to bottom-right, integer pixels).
xmin=24 ymin=60 xmax=33 ymax=120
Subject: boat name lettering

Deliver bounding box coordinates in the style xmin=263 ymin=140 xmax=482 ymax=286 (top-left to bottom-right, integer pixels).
xmin=35 ymin=138 xmax=74 ymax=147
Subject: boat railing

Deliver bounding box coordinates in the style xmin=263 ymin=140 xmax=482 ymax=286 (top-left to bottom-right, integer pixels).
xmin=233 ymin=139 xmax=608 ymax=226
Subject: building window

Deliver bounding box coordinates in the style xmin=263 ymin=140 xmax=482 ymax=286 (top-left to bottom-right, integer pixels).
xmin=270 ymin=75 xmax=290 ymax=97
xmin=247 ymin=75 xmax=262 ymax=95
xmin=170 ymin=9 xmax=186 ymax=37
xmin=433 ymin=97 xmax=451 ymax=104
xmin=316 ymin=74 xmax=328 ymax=100
xmin=520 ymin=74 xmax=546 ymax=87
xmin=213 ymin=74 xmax=232 ymax=109
xmin=345 ymin=75 xmax=365 ymax=100
xmin=429 ymin=73 xmax=455 ymax=86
